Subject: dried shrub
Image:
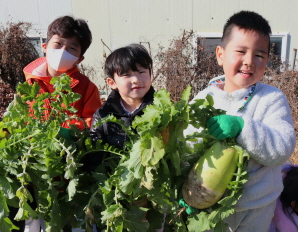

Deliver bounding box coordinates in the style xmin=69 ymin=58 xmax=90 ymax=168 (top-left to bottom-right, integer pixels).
xmin=152 ymin=30 xmax=223 ymax=101
xmin=81 ymin=39 xmax=116 ymax=104
xmin=0 ymin=80 xmax=14 ymax=119
xmin=79 ymin=63 xmax=109 ymax=102
xmin=262 ymin=50 xmax=298 ymax=163
xmin=0 ymin=21 xmax=39 ymax=118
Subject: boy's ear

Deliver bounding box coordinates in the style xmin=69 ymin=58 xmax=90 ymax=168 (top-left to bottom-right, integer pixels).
xmin=41 ymin=43 xmax=47 ymax=53
xmin=216 ymin=46 xmax=224 ymax=66
xmin=75 ymin=56 xmax=84 ymax=65
xmin=106 ymin=77 xmax=117 ymax=89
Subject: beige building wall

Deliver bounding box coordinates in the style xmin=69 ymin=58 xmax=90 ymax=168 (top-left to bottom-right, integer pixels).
xmin=0 ymin=0 xmax=73 ymax=37
xmin=1 ymin=0 xmax=297 ymax=89
xmin=73 ymin=0 xmax=298 ymax=88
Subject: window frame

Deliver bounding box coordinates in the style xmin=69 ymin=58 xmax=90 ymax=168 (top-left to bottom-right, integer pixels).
xmin=28 ymin=34 xmax=46 ymax=57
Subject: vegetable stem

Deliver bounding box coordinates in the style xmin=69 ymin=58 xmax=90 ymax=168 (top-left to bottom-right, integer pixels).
xmin=169 ymin=207 xmax=186 ymax=224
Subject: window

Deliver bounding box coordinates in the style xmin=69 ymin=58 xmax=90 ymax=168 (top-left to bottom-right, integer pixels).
xmin=270 ymin=33 xmax=290 ymax=62
xmin=195 ymin=32 xmax=290 ymax=62
xmin=29 ymin=36 xmax=46 ymax=57
xmin=195 ymin=33 xmax=222 ymax=55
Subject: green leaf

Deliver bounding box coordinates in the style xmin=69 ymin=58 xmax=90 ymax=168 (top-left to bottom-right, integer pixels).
xmin=15 ymin=200 xmax=38 ymax=221
xmin=114 ymin=218 xmax=124 ymax=232
xmin=17 ymin=82 xmax=40 ymax=100
xmin=214 ymin=220 xmax=229 ymax=232
xmin=67 ymin=177 xmax=79 ymax=201
xmin=209 ymin=206 xmax=234 ymax=225
xmin=187 ymin=212 xmax=212 ymax=232
xmin=119 ymin=169 xmax=140 ymax=195
xmin=50 ymin=75 xmax=71 ymax=92
xmin=16 ymin=186 xmax=33 ymax=203
xmin=122 ymin=207 xmax=150 ymax=232
xmin=121 ymin=140 xmax=144 ymax=179
xmin=0 ymin=176 xmax=15 ymax=199
xmin=14 ymin=207 xmax=29 ymax=221
xmin=146 ymin=208 xmax=165 ymax=231
xmin=0 ymin=217 xmax=19 ymax=232
xmin=180 ymin=85 xmax=192 ymax=105
xmin=133 ymin=106 xmax=161 ymax=130
xmin=140 ymin=136 xmax=165 ymax=166
xmin=154 ymin=89 xmax=172 ymax=107
xmin=206 ymin=94 xmax=214 ymax=106
xmin=101 ymin=204 xmax=124 ymax=222
xmin=141 ymin=167 xmax=154 ymax=190
xmin=49 ymin=198 xmax=65 ymax=230
xmin=0 ymin=191 xmax=10 ymax=219
xmin=167 ymin=150 xmax=181 ymax=176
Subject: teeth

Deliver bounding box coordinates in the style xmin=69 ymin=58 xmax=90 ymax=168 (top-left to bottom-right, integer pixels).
xmin=240 ymin=71 xmax=251 ymax=74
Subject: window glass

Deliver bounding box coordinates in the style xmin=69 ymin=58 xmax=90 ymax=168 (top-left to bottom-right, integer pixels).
xmin=199 ymin=38 xmax=221 ymax=53
xmin=271 ymin=37 xmax=282 ymax=57
xmin=29 ymin=37 xmax=46 ymax=57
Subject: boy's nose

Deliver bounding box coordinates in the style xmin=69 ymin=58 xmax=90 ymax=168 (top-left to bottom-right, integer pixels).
xmin=243 ymin=55 xmax=255 ymax=67
xmin=131 ymin=73 xmax=141 ymax=83
xmin=132 ymin=77 xmax=141 ymax=84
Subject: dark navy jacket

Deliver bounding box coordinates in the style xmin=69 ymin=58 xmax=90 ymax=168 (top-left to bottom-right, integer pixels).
xmin=82 ymin=86 xmax=154 ymax=171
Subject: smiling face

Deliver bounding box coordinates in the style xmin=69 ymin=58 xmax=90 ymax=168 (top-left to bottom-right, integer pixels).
xmin=216 ymin=27 xmax=269 ymax=93
xmin=107 ymin=63 xmax=152 ymax=111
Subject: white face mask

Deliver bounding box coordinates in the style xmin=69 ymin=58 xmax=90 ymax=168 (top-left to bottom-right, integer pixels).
xmin=46 ymin=48 xmax=79 ymax=72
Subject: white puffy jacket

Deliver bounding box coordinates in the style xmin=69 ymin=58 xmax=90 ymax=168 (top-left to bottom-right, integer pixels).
xmin=184 ymin=77 xmax=296 ymax=212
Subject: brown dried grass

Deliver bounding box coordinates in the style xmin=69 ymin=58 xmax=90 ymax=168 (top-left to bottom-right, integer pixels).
xmin=262 ymin=55 xmax=298 ymax=164
xmin=0 ymin=21 xmax=39 ymax=118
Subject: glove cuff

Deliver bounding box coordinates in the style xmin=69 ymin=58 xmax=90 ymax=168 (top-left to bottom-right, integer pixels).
xmin=236 ymin=116 xmax=244 ymax=131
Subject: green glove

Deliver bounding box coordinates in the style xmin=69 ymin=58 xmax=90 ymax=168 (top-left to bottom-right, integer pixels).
xmin=59 ymin=127 xmax=77 ymax=141
xmin=207 ymin=115 xmax=244 ymax=140
xmin=179 ymin=199 xmax=196 ymax=214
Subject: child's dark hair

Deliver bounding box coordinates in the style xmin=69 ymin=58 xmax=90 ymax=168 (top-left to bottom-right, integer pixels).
xmin=280 ymin=167 xmax=298 ymax=214
xmin=221 ymin=11 xmax=272 ymax=52
xmin=46 ymin=15 xmax=92 ymax=56
xmin=104 ymin=44 xmax=153 ymax=79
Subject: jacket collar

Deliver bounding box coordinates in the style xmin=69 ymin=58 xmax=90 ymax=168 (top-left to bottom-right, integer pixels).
xmin=103 ymin=86 xmax=155 ymax=117
xmin=23 ymin=57 xmax=81 ymax=91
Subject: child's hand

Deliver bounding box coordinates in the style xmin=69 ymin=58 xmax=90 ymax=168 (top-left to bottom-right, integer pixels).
xmin=207 ymin=115 xmax=244 ymax=140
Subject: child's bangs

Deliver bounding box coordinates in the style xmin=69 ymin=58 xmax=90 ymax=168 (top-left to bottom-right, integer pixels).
xmin=114 ymin=55 xmax=149 ymax=76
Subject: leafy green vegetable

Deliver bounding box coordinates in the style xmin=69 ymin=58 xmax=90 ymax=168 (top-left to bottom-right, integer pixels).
xmin=0 ymin=74 xmax=119 ymax=231
xmin=0 ymin=75 xmax=249 ymax=232
xmin=87 ymin=85 xmax=249 ymax=231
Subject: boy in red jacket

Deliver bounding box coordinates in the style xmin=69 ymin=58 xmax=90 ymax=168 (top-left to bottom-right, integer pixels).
xmin=23 ymin=16 xmax=101 ymax=131
xmin=20 ymin=15 xmax=101 ymax=232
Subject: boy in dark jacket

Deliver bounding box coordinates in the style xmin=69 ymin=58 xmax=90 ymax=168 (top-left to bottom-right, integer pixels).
xmin=86 ymin=44 xmax=154 ymax=171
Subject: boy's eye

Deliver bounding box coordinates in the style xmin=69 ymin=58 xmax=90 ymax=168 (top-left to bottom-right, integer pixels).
xmin=237 ymin=51 xmax=245 ymax=54
xmin=256 ymin=54 xmax=264 ymax=58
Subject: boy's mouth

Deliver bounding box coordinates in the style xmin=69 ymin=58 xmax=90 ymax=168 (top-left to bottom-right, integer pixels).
xmin=132 ymin=86 xmax=143 ymax=90
xmin=239 ymin=70 xmax=252 ymax=77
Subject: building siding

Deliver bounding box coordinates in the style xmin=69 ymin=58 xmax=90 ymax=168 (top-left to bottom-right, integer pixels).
xmin=72 ymin=0 xmax=298 ymax=86
xmin=0 ymin=0 xmax=73 ymax=37
xmin=1 ymin=0 xmax=298 ymax=87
